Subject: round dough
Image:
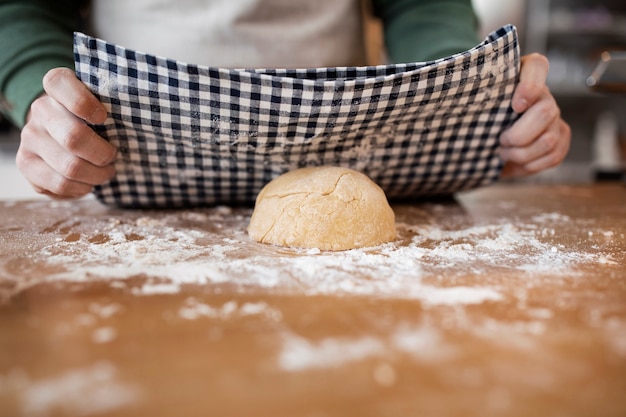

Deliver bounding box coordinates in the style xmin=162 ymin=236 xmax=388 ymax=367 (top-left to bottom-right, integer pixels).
xmin=248 ymin=166 xmax=396 ymax=251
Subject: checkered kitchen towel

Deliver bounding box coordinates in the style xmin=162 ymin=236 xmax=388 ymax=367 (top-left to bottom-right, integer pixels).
xmin=74 ymin=25 xmax=520 ymax=208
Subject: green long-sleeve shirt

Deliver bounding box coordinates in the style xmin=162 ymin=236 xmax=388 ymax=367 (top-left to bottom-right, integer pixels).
xmin=0 ymin=0 xmax=479 ymax=128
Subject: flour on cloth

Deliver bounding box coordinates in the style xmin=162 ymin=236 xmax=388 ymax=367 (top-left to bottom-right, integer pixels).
xmin=74 ymin=25 xmax=520 ymax=208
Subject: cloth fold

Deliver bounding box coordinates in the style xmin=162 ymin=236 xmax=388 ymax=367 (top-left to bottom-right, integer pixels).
xmin=74 ymin=25 xmax=520 ymax=208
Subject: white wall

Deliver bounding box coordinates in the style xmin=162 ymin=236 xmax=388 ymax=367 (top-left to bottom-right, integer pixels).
xmin=473 ymin=0 xmax=526 ymax=37
xmin=0 ymin=130 xmax=45 ymax=200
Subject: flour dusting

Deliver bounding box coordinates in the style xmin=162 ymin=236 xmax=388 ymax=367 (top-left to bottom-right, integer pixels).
xmin=279 ymin=334 xmax=385 ymax=371
xmin=278 ymin=324 xmax=452 ymax=372
xmin=178 ymin=297 xmax=283 ymax=321
xmin=0 ymin=362 xmax=141 ymax=417
xmin=1 ymin=200 xmax=620 ymax=306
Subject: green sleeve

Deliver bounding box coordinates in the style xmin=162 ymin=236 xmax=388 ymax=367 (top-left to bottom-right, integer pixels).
xmin=372 ymin=0 xmax=480 ymax=63
xmin=0 ymin=0 xmax=81 ymax=128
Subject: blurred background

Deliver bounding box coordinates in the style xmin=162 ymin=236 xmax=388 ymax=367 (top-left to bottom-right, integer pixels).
xmin=1 ymin=0 xmax=625 ymax=199
xmin=475 ymin=0 xmax=626 ymax=185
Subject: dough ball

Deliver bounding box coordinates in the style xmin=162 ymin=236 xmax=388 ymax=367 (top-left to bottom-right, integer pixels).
xmin=248 ymin=166 xmax=396 ymax=251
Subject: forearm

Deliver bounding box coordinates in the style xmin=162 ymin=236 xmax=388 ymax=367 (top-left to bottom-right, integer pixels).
xmin=0 ymin=0 xmax=80 ymax=127
xmin=372 ymin=0 xmax=480 ymax=63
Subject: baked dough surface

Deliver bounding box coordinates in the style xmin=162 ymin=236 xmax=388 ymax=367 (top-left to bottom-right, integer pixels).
xmin=248 ymin=166 xmax=396 ymax=251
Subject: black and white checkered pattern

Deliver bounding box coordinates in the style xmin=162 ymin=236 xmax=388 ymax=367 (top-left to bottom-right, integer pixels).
xmin=74 ymin=25 xmax=520 ymax=208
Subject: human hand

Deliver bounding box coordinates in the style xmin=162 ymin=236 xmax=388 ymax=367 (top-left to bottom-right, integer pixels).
xmin=16 ymin=68 xmax=117 ymax=199
xmin=499 ymin=53 xmax=571 ymax=178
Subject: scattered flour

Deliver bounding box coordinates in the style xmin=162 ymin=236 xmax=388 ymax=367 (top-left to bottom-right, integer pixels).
xmin=178 ymin=297 xmax=282 ymax=321
xmin=0 ymin=362 xmax=141 ymax=417
xmin=416 ymin=286 xmax=503 ymax=306
xmin=1 ymin=205 xmax=619 ymax=306
xmin=1 ymin=202 xmax=624 ymax=394
xmin=531 ymin=212 xmax=571 ymax=223
xmin=88 ymin=302 xmax=123 ymax=319
xmin=278 ymin=324 xmax=452 ymax=372
xmin=278 ymin=334 xmax=385 ymax=371
xmin=132 ymin=283 xmax=182 ymax=296
xmin=91 ymin=327 xmax=117 ymax=344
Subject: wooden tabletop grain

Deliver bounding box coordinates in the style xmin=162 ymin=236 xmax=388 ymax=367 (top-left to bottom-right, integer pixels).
xmin=1 ymin=184 xmax=625 ymax=417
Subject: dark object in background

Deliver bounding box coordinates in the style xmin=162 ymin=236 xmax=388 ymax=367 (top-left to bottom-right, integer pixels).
xmin=587 ymin=51 xmax=626 ymax=94
xmin=0 ymin=116 xmax=11 ymax=133
xmin=587 ymin=51 xmax=626 ymax=183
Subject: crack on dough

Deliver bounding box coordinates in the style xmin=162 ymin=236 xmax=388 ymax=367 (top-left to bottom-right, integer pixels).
xmin=259 ymin=201 xmax=289 ymax=243
xmin=265 ymin=191 xmax=313 ymax=199
xmin=249 ymin=167 xmax=395 ymax=250
xmin=263 ymin=172 xmax=348 ymax=199
xmin=327 ymin=172 xmax=350 ymax=197
xmin=262 ymin=172 xmax=361 ymax=239
xmin=334 ymin=172 xmax=362 ymax=204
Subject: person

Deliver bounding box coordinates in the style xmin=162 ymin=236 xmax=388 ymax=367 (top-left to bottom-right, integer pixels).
xmin=0 ymin=0 xmax=571 ymax=200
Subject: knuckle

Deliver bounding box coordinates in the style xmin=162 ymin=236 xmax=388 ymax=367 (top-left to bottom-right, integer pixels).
xmin=547 ymin=152 xmax=562 ymax=168
xmin=29 ymin=96 xmax=49 ymax=120
xmin=60 ymin=156 xmax=84 ymax=180
xmin=28 ymin=96 xmax=46 ymax=117
xmin=50 ymin=176 xmax=88 ymax=197
xmin=61 ymin=124 xmax=86 ymax=153
xmin=538 ymin=100 xmax=559 ymax=122
xmin=541 ymin=132 xmax=558 ymax=151
xmin=14 ymin=148 xmax=31 ymax=171
xmin=501 ymin=130 xmax=519 ymax=147
xmin=51 ymin=177 xmax=74 ymax=196
xmin=542 ymin=149 xmax=563 ymax=168
xmin=504 ymin=148 xmax=526 ymax=164
xmin=20 ymin=122 xmax=37 ymax=142
xmin=49 ymin=176 xmax=72 ymax=195
xmin=15 ymin=140 xmax=39 ymax=170
xmin=507 ymin=132 xmax=527 ymax=148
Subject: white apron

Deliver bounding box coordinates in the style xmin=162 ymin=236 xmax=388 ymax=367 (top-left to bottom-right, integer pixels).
xmin=90 ymin=0 xmax=367 ymax=68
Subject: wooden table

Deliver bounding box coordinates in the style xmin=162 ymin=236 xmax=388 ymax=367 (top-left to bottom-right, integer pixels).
xmin=1 ymin=184 xmax=625 ymax=417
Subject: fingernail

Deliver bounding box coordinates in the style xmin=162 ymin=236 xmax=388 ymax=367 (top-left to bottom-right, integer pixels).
xmin=514 ymin=97 xmax=528 ymax=112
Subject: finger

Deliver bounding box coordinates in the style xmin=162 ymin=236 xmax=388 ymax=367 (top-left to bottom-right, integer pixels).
xmin=500 ymin=119 xmax=561 ymax=166
xmin=42 ymin=67 xmax=108 ymax=124
xmin=16 ymin=115 xmax=115 ymax=188
xmin=521 ymin=120 xmax=571 ymax=173
xmin=31 ymin=95 xmax=117 ymax=167
xmin=16 ymin=148 xmax=94 ymax=199
xmin=501 ymin=120 xmax=571 ymax=177
xmin=500 ymin=161 xmax=525 ymax=178
xmin=25 ymin=133 xmax=115 ymax=186
xmin=500 ymin=89 xmax=559 ymax=148
xmin=513 ymin=53 xmax=550 ymax=113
